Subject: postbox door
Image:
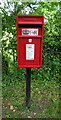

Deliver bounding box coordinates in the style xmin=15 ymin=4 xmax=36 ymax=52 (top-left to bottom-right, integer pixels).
xmin=18 ymin=38 xmax=42 ymax=67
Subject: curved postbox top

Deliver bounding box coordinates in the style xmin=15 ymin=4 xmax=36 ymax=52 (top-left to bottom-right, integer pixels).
xmin=16 ymin=15 xmax=44 ymax=25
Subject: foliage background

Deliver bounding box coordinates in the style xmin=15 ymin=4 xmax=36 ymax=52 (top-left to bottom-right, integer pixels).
xmin=0 ymin=1 xmax=61 ymax=118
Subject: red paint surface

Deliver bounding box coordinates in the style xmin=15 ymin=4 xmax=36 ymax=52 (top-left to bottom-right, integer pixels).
xmin=16 ymin=15 xmax=44 ymax=67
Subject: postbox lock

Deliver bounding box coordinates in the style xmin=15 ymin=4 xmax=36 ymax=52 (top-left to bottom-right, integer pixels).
xmin=28 ymin=39 xmax=32 ymax=42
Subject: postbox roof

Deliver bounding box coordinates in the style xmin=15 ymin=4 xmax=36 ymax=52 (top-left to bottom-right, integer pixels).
xmin=16 ymin=15 xmax=44 ymax=17
xmin=16 ymin=15 xmax=44 ymax=25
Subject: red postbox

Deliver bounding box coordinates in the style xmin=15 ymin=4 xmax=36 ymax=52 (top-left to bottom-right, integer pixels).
xmin=16 ymin=15 xmax=44 ymax=67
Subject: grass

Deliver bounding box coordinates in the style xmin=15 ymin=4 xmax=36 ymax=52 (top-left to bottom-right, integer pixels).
xmin=2 ymin=75 xmax=60 ymax=118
